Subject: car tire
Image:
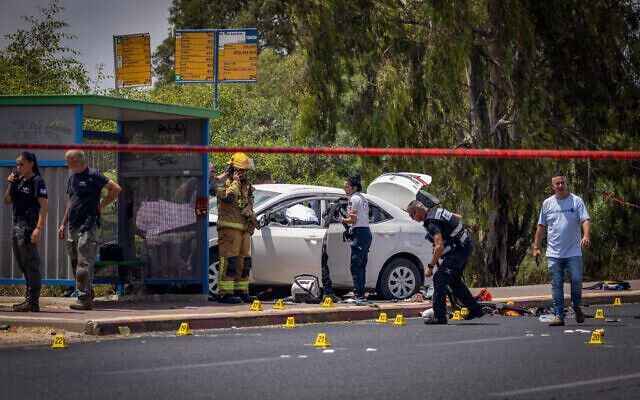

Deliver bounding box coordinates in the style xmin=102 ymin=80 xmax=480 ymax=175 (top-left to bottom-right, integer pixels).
xmin=378 ymin=257 xmax=420 ymax=300
xmin=208 ymin=247 xmax=219 ymax=301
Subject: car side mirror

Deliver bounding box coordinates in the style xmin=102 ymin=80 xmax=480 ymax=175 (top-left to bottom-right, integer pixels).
xmin=258 ymin=214 xmax=267 ymax=227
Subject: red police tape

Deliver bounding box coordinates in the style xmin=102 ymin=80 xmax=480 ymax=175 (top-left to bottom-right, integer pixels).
xmin=1 ymin=142 xmax=640 ymax=160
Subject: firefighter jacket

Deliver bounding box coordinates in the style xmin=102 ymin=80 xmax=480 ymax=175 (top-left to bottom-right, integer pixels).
xmin=216 ymin=174 xmax=255 ymax=231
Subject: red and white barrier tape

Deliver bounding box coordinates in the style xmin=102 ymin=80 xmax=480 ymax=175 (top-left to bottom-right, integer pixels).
xmin=1 ymin=143 xmax=640 ymax=160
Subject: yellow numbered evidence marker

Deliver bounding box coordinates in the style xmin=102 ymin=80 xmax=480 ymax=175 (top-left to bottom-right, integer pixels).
xmin=451 ymin=310 xmax=463 ymax=321
xmin=177 ymin=322 xmax=192 ymax=336
xmin=393 ymin=314 xmax=406 ymax=326
xmin=51 ymin=334 xmax=68 ymax=349
xmin=613 ymin=297 xmax=622 ymax=307
xmin=314 ymin=333 xmax=331 ymax=348
xmin=274 ymin=299 xmax=286 ymax=310
xmin=322 ymin=297 xmax=334 ymax=308
xmin=250 ymin=300 xmax=263 ymax=311
xmin=589 ymin=330 xmax=604 ymax=345
xmin=376 ymin=312 xmax=389 ymax=324
xmin=285 ymin=317 xmax=296 ymax=329
xmin=594 ymin=309 xmax=605 ymax=319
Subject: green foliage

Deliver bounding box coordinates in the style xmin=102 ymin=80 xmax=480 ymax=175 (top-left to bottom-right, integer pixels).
xmin=0 ymin=0 xmax=89 ymax=94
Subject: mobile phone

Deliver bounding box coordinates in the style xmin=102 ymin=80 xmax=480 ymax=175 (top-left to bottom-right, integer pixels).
xmin=11 ymin=169 xmax=20 ymax=178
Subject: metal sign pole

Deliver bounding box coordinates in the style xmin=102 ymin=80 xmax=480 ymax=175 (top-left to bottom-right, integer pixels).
xmin=213 ymin=30 xmax=219 ymax=110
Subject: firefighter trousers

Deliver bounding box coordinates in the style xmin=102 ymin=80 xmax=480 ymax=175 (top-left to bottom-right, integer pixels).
xmin=217 ymin=228 xmax=252 ymax=295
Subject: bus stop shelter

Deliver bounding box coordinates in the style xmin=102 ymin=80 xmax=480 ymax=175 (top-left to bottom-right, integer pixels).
xmin=0 ymin=95 xmax=219 ymax=295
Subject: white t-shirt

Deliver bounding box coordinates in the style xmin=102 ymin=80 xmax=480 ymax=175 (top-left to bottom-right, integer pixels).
xmin=286 ymin=204 xmax=319 ymax=224
xmin=538 ymin=193 xmax=590 ymax=258
xmin=348 ymin=192 xmax=369 ymax=228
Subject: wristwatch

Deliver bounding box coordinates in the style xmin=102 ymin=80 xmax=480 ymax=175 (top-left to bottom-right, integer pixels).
xmin=427 ymin=264 xmax=435 ymax=269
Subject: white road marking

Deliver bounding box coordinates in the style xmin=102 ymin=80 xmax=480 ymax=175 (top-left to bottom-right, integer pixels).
xmin=102 ymin=357 xmax=286 ymax=375
xmin=492 ymin=372 xmax=640 ymax=397
xmin=366 ymin=348 xmax=377 ymax=352
xmin=322 ymin=349 xmax=335 ymax=353
xmin=418 ymin=336 xmax=533 ymax=348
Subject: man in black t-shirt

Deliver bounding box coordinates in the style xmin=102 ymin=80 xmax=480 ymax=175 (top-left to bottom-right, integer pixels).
xmin=58 ymin=150 xmax=121 ymax=310
xmin=407 ymin=200 xmax=483 ymax=325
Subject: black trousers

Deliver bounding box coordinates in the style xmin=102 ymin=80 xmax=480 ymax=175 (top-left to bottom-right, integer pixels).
xmin=432 ymin=240 xmax=480 ymax=321
xmin=11 ymin=222 xmax=41 ymax=303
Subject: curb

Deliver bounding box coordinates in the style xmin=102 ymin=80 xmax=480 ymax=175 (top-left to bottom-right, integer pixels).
xmin=86 ymin=304 xmax=429 ymax=336
xmin=2 ymin=291 xmax=638 ymax=336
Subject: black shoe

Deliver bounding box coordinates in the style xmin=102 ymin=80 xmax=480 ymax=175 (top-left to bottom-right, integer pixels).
xmin=323 ymin=293 xmax=342 ymax=303
xmin=218 ymin=294 xmax=242 ymax=304
xmin=239 ymin=294 xmax=256 ymax=304
xmin=13 ymin=301 xmax=39 ymax=312
xmin=574 ymin=306 xmax=585 ymax=324
xmin=424 ymin=318 xmax=448 ymax=325
xmin=463 ymin=307 xmax=485 ymax=321
xmin=70 ymin=299 xmax=93 ymax=310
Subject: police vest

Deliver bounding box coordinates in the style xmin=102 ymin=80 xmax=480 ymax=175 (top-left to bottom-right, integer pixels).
xmin=425 ymin=207 xmax=469 ymax=244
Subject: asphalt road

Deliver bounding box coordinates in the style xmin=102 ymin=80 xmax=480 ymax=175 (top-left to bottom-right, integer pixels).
xmin=2 ymin=304 xmax=640 ymax=400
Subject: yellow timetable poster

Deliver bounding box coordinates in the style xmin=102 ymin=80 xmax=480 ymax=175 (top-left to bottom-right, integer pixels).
xmin=114 ymin=33 xmax=151 ymax=87
xmin=175 ymin=31 xmax=215 ymax=82
xmin=175 ymin=29 xmax=257 ymax=83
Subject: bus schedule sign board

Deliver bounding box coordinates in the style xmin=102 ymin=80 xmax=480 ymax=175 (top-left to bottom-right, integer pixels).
xmin=113 ymin=33 xmax=151 ymax=87
xmin=175 ymin=28 xmax=257 ymax=83
xmin=217 ymin=30 xmax=257 ymax=82
xmin=175 ymin=31 xmax=215 ymax=82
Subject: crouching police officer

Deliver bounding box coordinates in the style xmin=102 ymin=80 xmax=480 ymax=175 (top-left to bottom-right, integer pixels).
xmin=4 ymin=152 xmax=48 ymax=312
xmin=407 ymin=200 xmax=484 ymax=324
xmin=215 ymin=152 xmax=259 ymax=304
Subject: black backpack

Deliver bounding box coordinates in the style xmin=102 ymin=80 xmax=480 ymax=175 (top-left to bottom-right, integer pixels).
xmin=99 ymin=243 xmax=123 ymax=262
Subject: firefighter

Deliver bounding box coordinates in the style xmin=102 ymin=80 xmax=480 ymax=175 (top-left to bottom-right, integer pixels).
xmin=215 ymin=152 xmax=259 ymax=304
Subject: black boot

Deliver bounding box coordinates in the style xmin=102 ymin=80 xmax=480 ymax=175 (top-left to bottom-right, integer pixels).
xmin=218 ymin=294 xmax=242 ymax=304
xmin=463 ymin=307 xmax=485 ymax=321
xmin=424 ymin=318 xmax=447 ymax=325
xmin=13 ymin=300 xmax=39 ymax=312
xmin=238 ymin=294 xmax=256 ymax=304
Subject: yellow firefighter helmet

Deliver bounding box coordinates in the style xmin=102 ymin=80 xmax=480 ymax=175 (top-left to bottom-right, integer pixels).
xmin=228 ymin=152 xmax=255 ymax=170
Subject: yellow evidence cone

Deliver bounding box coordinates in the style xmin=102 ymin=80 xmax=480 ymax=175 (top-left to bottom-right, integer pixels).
xmin=51 ymin=334 xmax=68 ymax=349
xmin=594 ymin=309 xmax=605 ymax=319
xmin=314 ymin=333 xmax=331 ymax=347
xmin=285 ymin=317 xmax=296 ymax=328
xmin=452 ymin=310 xmax=463 ymax=320
xmin=250 ymin=299 xmax=263 ymax=311
xmin=589 ymin=330 xmax=604 ymax=345
xmin=613 ymin=297 xmax=622 ymax=307
xmin=176 ymin=322 xmax=193 ymax=336
xmin=376 ymin=312 xmax=388 ymax=323
xmin=118 ymin=326 xmax=131 ymax=335
xmin=274 ymin=299 xmax=286 ymax=310
xmin=461 ymin=307 xmax=469 ymax=316
xmin=322 ymin=297 xmax=334 ymax=308
xmin=393 ymin=314 xmax=406 ymax=325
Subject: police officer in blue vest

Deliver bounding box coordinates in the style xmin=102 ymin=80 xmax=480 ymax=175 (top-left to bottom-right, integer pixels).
xmin=407 ymin=200 xmax=483 ymax=324
xmin=4 ymin=152 xmax=48 ymax=312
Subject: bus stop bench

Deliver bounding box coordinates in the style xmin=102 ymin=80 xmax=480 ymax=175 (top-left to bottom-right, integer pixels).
xmin=94 ymin=260 xmax=145 ymax=295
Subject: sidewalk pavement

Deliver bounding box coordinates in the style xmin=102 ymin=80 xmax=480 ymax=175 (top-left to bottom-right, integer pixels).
xmin=1 ymin=280 xmax=638 ymax=336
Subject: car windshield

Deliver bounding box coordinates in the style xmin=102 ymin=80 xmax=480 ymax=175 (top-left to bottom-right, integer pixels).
xmin=209 ymin=189 xmax=279 ymax=216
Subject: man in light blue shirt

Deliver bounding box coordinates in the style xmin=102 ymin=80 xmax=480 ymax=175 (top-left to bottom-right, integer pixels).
xmin=533 ymin=174 xmax=591 ymax=326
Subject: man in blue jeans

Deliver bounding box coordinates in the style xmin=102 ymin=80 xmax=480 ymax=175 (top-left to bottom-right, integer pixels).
xmin=533 ymin=173 xmax=591 ymax=326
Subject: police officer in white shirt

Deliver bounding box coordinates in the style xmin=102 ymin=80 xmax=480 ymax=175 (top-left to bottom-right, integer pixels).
xmin=341 ymin=175 xmax=372 ymax=306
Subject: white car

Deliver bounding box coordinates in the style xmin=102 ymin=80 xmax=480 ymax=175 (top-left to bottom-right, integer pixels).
xmin=208 ymin=173 xmax=436 ymax=300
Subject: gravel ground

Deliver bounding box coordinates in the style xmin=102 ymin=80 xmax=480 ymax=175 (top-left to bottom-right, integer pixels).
xmin=0 ymin=326 xmax=98 ymax=349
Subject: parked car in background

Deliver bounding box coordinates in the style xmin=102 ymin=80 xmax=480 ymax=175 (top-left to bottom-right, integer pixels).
xmin=208 ymin=173 xmax=437 ymax=300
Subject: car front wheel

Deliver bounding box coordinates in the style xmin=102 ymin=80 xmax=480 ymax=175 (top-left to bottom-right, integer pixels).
xmin=378 ymin=257 xmax=420 ymax=300
xmin=208 ymin=248 xmax=219 ymax=301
